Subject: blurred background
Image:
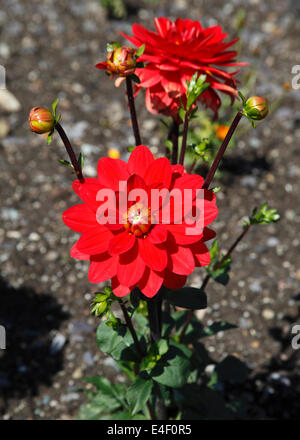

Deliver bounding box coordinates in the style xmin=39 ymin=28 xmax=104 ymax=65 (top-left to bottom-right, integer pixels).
xmin=0 ymin=0 xmax=299 ymax=419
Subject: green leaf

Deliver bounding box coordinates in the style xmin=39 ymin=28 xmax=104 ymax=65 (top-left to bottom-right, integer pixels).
xmin=164 ymin=139 xmax=173 ymax=151
xmin=209 ymin=239 xmax=219 ymax=260
xmin=165 ymin=287 xmax=207 ymax=310
xmin=52 ymin=98 xmax=59 ymax=117
xmin=211 ymin=267 xmax=230 ymax=286
xmin=78 ymin=152 xmax=84 ymax=169
xmin=175 ymin=385 xmax=234 ymax=419
xmin=135 ymin=44 xmax=145 ymax=58
xmin=249 ymin=202 xmax=280 ymax=225
xmin=130 ymin=73 xmax=140 ymax=84
xmin=79 ymin=377 xmax=127 ymax=420
xmin=238 ymin=91 xmax=246 ymax=104
xmin=83 ymin=377 xmax=126 ymax=406
xmin=150 ymin=342 xmax=192 ymax=388
xmin=58 ymin=159 xmax=73 ymax=168
xmin=136 ymin=61 xmax=145 ymax=68
xmin=127 ymin=376 xmax=153 ymax=415
xmin=157 ymin=339 xmax=169 ymax=356
xmin=47 ymin=132 xmax=53 ymax=145
xmin=178 ymin=107 xmax=186 ymax=122
xmin=96 ymin=321 xmax=142 ymax=362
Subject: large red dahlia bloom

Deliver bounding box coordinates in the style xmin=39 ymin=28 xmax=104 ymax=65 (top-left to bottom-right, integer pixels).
xmin=121 ymin=17 xmax=244 ymax=120
xmin=63 ymin=145 xmax=218 ymax=298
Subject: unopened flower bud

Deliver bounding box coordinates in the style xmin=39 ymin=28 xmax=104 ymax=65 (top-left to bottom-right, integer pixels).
xmin=107 ymin=46 xmax=136 ymax=76
xmin=96 ymin=45 xmax=137 ymax=77
xmin=29 ymin=107 xmax=55 ymax=134
xmin=243 ymin=96 xmax=269 ymax=121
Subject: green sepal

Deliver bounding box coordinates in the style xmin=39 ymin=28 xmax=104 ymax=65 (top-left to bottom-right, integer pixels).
xmin=107 ymin=41 xmax=121 ymax=52
xmin=130 ymin=73 xmax=140 ymax=84
xmin=135 ymin=44 xmax=145 ymax=58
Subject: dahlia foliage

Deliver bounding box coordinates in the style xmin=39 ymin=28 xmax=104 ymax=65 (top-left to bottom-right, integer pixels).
xmin=29 ymin=16 xmax=276 ymax=420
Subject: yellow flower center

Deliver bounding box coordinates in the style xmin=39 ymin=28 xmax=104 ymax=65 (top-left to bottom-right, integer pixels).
xmin=124 ymin=203 xmax=152 ymax=237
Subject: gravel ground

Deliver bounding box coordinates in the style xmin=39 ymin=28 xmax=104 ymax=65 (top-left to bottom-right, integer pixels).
xmin=0 ymin=0 xmax=299 ymax=419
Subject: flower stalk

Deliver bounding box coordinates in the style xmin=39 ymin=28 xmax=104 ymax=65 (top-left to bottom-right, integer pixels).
xmin=203 ymin=111 xmax=243 ymax=189
xmin=126 ymin=76 xmax=142 ymax=146
xmin=118 ymin=298 xmax=145 ymax=358
xmin=55 ymin=122 xmax=84 ymax=183
xmin=169 ymin=121 xmax=179 ymax=165
xmin=179 ymin=111 xmax=190 ymax=166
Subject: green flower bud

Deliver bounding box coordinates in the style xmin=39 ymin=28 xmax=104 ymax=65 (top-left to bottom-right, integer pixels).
xmin=243 ymin=96 xmax=269 ymax=121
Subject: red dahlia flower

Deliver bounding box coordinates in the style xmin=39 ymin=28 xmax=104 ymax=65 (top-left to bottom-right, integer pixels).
xmin=121 ymin=17 xmax=244 ymax=120
xmin=62 ymin=145 xmax=218 ymax=298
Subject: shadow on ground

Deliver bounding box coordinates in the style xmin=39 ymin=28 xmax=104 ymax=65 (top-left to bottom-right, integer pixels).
xmin=0 ymin=273 xmax=69 ymax=415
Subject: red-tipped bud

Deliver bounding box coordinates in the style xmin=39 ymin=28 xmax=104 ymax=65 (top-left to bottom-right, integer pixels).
xmin=29 ymin=107 xmax=55 ymax=134
xmin=96 ymin=45 xmax=137 ymax=77
xmin=243 ymin=96 xmax=269 ymax=121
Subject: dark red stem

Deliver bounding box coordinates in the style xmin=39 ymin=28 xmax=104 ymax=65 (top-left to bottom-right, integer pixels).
xmin=126 ymin=77 xmax=142 ymax=146
xmin=179 ymin=112 xmax=189 ymax=166
xmin=188 ymin=157 xmax=198 ymax=174
xmin=203 ymin=111 xmax=243 ymax=189
xmin=170 ymin=121 xmax=179 ymax=165
xmin=55 ymin=123 xmax=84 ymax=183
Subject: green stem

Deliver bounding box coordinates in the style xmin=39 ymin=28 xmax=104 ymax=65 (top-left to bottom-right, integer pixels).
xmin=118 ymin=298 xmax=145 ymax=358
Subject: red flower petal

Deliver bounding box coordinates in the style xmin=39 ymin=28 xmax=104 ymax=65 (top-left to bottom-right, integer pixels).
xmin=89 ymin=253 xmax=118 ymax=283
xmin=62 ymin=204 xmax=97 ymax=233
xmin=144 ymin=157 xmax=172 ymax=189
xmin=154 ymin=17 xmax=172 ymax=37
xmin=127 ymin=145 xmax=155 ymax=178
xmin=77 ymin=226 xmax=113 ymax=255
xmin=163 ymin=270 xmax=187 ymax=290
xmin=70 ymin=243 xmax=90 ymax=260
xmin=97 ymin=157 xmax=129 ymax=191
xmin=117 ymin=243 xmax=146 ymax=286
xmin=111 ymin=276 xmax=133 ymax=297
xmin=138 ymin=267 xmax=164 ymax=298
xmin=149 ymin=224 xmax=168 ymax=244
xmin=166 ymin=224 xmax=202 ymax=244
xmin=108 ymin=230 xmax=136 ymax=255
xmin=72 ymin=178 xmax=102 ymax=211
xmin=192 ymin=242 xmax=211 ymax=267
xmin=168 ymin=245 xmax=195 ymax=275
xmin=138 ymin=237 xmax=167 ymax=271
xmin=172 ymin=174 xmax=204 ymax=193
xmin=202 ymin=227 xmax=216 ymax=242
xmin=95 ymin=62 xmax=108 ymax=70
